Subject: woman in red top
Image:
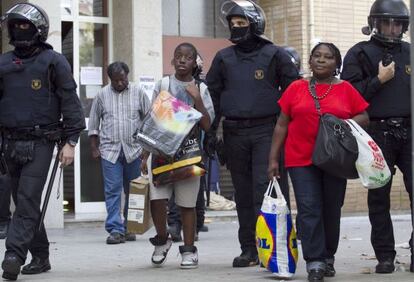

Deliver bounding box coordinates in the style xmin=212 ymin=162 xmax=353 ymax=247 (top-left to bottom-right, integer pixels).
xmin=268 ymin=43 xmax=369 ymax=282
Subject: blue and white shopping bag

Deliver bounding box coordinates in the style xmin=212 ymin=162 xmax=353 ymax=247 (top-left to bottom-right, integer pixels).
xmin=256 ymin=178 xmax=298 ymax=278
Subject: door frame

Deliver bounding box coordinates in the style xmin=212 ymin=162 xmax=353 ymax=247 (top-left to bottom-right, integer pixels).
xmin=62 ymin=0 xmax=113 ymax=214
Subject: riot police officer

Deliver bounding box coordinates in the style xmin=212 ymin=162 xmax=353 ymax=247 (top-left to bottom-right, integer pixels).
xmin=0 ymin=3 xmax=85 ymax=280
xmin=206 ymin=0 xmax=298 ymax=267
xmin=341 ymin=0 xmax=413 ymax=274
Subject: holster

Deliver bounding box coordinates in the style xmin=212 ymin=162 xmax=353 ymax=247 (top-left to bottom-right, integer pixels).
xmin=0 ymin=135 xmax=8 ymax=175
xmin=10 ymin=140 xmax=35 ymax=165
xmin=371 ymin=117 xmax=410 ymax=141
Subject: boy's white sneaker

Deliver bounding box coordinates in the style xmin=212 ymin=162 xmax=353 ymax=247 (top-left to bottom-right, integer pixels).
xmin=149 ymin=235 xmax=172 ymax=267
xmin=179 ymin=245 xmax=198 ymax=269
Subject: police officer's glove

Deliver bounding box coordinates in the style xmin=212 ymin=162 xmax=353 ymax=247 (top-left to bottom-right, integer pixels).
xmin=203 ymin=131 xmax=217 ymax=158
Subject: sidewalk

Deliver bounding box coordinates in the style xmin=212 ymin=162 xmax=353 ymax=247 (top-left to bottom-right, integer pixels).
xmin=0 ymin=214 xmax=413 ymax=281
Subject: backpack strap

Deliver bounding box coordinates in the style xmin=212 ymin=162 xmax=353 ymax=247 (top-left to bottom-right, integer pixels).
xmin=199 ymin=82 xmax=207 ymax=97
xmin=160 ymin=76 xmax=170 ymax=92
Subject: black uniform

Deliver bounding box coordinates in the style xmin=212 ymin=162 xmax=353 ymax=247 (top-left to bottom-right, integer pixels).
xmin=0 ymin=45 xmax=85 ymax=264
xmin=341 ymin=37 xmax=412 ymax=262
xmin=207 ymin=41 xmax=298 ymax=255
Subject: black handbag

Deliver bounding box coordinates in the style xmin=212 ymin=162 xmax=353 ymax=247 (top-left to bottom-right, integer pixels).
xmin=309 ymin=78 xmax=359 ymax=179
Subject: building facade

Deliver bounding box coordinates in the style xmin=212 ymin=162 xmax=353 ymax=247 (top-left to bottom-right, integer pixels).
xmin=1 ymin=0 xmax=411 ymax=228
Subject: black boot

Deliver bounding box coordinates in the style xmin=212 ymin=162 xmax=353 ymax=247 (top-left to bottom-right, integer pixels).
xmin=375 ymin=259 xmax=394 ymax=274
xmin=1 ymin=253 xmax=23 ymax=281
xmin=232 ymin=249 xmax=259 ymax=267
xmin=21 ymin=257 xmax=51 ymax=275
xmin=324 ymin=263 xmax=336 ymax=277
xmin=308 ymin=269 xmax=325 ymax=281
xmin=410 ymin=254 xmax=413 ymax=273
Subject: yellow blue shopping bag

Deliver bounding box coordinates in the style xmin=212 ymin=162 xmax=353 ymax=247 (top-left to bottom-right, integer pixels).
xmin=256 ymin=178 xmax=298 ymax=278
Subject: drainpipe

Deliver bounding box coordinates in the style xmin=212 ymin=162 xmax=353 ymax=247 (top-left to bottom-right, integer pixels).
xmin=308 ymin=0 xmax=315 ymax=52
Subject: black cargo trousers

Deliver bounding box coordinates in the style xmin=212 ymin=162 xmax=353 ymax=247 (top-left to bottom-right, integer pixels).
xmin=367 ymin=118 xmax=413 ymax=262
xmin=0 ymin=137 xmax=55 ymax=263
xmin=222 ymin=117 xmax=289 ymax=253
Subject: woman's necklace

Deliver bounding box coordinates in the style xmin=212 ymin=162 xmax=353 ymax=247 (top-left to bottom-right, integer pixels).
xmin=308 ymin=78 xmax=333 ymax=100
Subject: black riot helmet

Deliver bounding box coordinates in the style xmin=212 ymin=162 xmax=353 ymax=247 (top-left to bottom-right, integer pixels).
xmin=283 ymin=46 xmax=302 ymax=74
xmin=221 ymin=0 xmax=270 ymax=44
xmin=366 ymin=0 xmax=409 ymax=44
xmin=1 ymin=3 xmax=49 ymax=47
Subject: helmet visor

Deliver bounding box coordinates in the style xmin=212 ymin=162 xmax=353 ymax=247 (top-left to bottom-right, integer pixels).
xmin=3 ymin=4 xmax=47 ymax=31
xmin=372 ymin=17 xmax=408 ymax=43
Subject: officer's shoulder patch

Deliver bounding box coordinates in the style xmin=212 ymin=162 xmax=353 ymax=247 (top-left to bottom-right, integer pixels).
xmin=31 ymin=79 xmax=42 ymax=90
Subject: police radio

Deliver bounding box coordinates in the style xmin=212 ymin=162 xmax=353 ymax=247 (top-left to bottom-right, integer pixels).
xmin=382 ymin=53 xmax=393 ymax=67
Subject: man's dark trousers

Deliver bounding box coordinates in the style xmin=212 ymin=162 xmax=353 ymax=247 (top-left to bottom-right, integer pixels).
xmin=2 ymin=140 xmax=55 ymax=262
xmin=223 ymin=119 xmax=289 ymax=253
xmin=367 ymin=122 xmax=413 ymax=262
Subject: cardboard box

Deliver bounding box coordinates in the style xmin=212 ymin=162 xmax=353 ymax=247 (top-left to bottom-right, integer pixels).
xmin=127 ymin=176 xmax=153 ymax=234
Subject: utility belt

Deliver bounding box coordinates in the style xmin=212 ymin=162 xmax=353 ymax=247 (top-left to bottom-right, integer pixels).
xmin=370 ymin=117 xmax=411 ymax=140
xmin=370 ymin=117 xmax=411 ymax=129
xmin=0 ymin=123 xmax=63 ymax=141
xmin=223 ymin=115 xmax=277 ymax=129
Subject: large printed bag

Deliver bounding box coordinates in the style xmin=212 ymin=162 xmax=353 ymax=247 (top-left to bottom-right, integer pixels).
xmin=135 ymin=90 xmax=202 ymax=158
xmin=346 ymin=119 xmax=391 ymax=189
xmin=256 ymin=178 xmax=298 ymax=278
xmin=151 ymin=128 xmax=206 ymax=186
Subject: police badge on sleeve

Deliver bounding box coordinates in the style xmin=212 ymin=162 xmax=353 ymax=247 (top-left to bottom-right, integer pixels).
xmin=31 ymin=79 xmax=42 ymax=90
xmin=406 ymin=65 xmax=411 ymax=75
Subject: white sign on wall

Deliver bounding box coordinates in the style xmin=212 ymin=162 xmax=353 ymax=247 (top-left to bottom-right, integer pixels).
xmin=80 ymin=67 xmax=103 ymax=85
xmin=139 ymin=76 xmax=155 ymax=101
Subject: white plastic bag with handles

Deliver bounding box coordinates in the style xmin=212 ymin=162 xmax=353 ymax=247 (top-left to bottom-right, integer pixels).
xmin=256 ymin=178 xmax=298 ymax=278
xmin=346 ymin=119 xmax=391 ymax=189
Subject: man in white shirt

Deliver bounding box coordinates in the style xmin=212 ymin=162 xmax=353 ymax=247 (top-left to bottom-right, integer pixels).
xmin=88 ymin=61 xmax=150 ymax=244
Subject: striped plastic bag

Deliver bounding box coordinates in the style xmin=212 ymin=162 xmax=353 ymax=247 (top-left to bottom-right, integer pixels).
xmin=256 ymin=178 xmax=298 ymax=278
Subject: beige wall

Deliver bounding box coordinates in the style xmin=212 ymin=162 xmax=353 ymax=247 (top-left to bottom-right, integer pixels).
xmin=257 ymin=0 xmax=411 ymax=213
xmin=112 ymin=0 xmax=163 ymax=82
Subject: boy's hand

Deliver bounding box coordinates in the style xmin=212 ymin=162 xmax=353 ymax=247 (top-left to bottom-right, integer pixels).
xmin=186 ymin=82 xmax=201 ymax=102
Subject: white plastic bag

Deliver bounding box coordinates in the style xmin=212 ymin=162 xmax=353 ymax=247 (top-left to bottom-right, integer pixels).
xmin=346 ymin=119 xmax=391 ymax=189
xmin=256 ymin=178 xmax=298 ymax=278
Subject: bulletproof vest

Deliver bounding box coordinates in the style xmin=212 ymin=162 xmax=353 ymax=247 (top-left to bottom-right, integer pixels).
xmin=0 ymin=49 xmax=60 ymax=128
xmin=358 ymin=40 xmax=410 ymax=118
xmin=218 ymin=44 xmax=280 ymax=118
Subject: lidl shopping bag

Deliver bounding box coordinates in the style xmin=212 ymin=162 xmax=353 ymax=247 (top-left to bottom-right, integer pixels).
xmin=135 ymin=90 xmax=202 ymax=158
xmin=346 ymin=119 xmax=391 ymax=189
xmin=256 ymin=178 xmax=298 ymax=278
